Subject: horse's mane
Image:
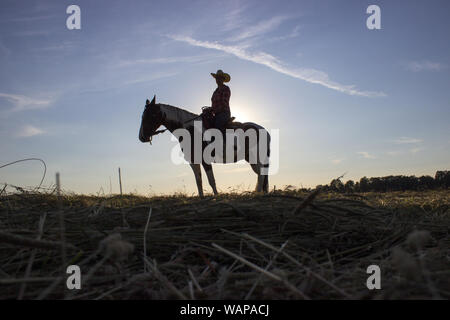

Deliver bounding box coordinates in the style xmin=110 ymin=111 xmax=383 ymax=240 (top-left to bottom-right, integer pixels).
xmin=158 ymin=103 xmax=266 ymax=132
xmin=158 ymin=103 xmax=199 ymax=127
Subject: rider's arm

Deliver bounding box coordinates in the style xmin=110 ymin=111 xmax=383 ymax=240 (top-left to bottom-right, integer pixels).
xmin=218 ymin=86 xmax=230 ymax=112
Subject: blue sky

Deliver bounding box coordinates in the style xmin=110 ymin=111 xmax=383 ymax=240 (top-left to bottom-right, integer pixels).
xmin=0 ymin=0 xmax=449 ymax=195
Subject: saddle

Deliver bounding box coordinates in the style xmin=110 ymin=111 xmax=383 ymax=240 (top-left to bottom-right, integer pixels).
xmin=201 ymin=107 xmax=238 ymax=130
xmin=201 ymin=108 xmax=215 ymax=129
xmin=225 ymin=117 xmax=242 ymax=129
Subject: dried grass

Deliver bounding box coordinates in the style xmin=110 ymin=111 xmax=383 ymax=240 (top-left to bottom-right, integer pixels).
xmin=0 ymin=188 xmax=449 ymax=299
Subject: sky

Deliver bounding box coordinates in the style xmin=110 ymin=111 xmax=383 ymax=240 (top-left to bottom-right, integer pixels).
xmin=0 ymin=0 xmax=449 ymax=195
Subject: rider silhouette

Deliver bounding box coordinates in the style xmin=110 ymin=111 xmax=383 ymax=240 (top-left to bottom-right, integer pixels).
xmin=209 ymin=69 xmax=231 ymax=131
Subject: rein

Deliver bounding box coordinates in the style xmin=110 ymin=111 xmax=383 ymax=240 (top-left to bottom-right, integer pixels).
xmin=148 ymin=128 xmax=167 ymax=144
xmin=147 ymin=106 xmax=203 ymax=144
xmin=183 ymin=114 xmax=202 ymax=124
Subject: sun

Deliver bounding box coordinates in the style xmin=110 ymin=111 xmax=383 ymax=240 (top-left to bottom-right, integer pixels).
xmin=230 ymin=104 xmax=255 ymax=123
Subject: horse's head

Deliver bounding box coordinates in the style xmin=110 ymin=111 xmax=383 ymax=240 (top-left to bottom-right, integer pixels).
xmin=139 ymin=95 xmax=165 ymax=143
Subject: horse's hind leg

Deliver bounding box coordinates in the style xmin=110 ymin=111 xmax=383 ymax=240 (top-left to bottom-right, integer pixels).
xmin=202 ymin=163 xmax=218 ymax=195
xmin=261 ymin=165 xmax=269 ymax=193
xmin=250 ymin=164 xmax=264 ymax=192
xmin=190 ymin=164 xmax=204 ymax=197
xmin=263 ymin=174 xmax=269 ymax=193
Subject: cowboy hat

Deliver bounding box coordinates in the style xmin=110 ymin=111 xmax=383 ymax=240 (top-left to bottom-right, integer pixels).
xmin=211 ymin=69 xmax=230 ymax=82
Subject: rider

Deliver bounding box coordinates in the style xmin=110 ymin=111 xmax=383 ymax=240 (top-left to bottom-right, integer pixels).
xmin=210 ymin=69 xmax=231 ymax=131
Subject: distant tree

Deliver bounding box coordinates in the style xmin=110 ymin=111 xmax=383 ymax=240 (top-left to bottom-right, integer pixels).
xmin=369 ymin=177 xmax=384 ymax=192
xmin=320 ymin=170 xmax=448 ymax=193
xmin=435 ymin=170 xmax=450 ymax=188
xmin=316 ymin=184 xmax=333 ymax=192
xmin=344 ymin=180 xmax=355 ymax=193
xmin=418 ymin=175 xmax=435 ymax=190
xmin=360 ymin=177 xmax=370 ymax=192
xmin=330 ymin=178 xmax=344 ymax=192
xmin=384 ymin=175 xmax=398 ymax=191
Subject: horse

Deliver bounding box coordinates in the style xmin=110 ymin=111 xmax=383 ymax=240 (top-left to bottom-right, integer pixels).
xmin=139 ymin=95 xmax=270 ymax=197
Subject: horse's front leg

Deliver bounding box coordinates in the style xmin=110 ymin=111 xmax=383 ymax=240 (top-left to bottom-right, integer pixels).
xmin=190 ymin=164 xmax=204 ymax=197
xmin=202 ymin=163 xmax=218 ymax=195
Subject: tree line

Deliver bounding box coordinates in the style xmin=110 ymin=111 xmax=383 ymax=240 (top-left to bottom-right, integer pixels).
xmin=319 ymin=170 xmax=450 ymax=192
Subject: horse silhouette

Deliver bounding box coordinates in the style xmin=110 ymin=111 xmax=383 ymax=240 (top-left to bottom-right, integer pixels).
xmin=139 ymin=96 xmax=270 ymax=197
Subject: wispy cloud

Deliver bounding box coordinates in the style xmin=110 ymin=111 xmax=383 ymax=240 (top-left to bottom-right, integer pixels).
xmin=16 ymin=125 xmax=44 ymax=138
xmin=409 ymin=147 xmax=422 ymax=154
xmin=223 ymin=5 xmax=249 ymax=32
xmin=387 ymin=137 xmax=423 ymax=156
xmin=268 ymin=25 xmax=301 ymax=42
xmin=387 ymin=147 xmax=423 ymax=156
xmin=169 ymin=35 xmax=385 ymax=97
xmin=228 ymin=15 xmax=289 ymax=41
xmin=393 ymin=137 xmax=423 ymax=144
xmin=115 ymin=54 xmax=223 ymax=68
xmin=357 ymin=151 xmax=375 ymax=159
xmin=404 ymin=60 xmax=447 ymax=72
xmin=0 ymin=93 xmax=53 ymax=112
xmin=331 ymin=158 xmax=344 ymax=164
xmin=386 ymin=150 xmax=402 ymax=156
xmin=122 ymin=71 xmax=179 ymax=85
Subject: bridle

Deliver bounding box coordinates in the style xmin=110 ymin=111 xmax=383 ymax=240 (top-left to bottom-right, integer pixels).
xmin=148 ymin=128 xmax=167 ymax=144
xmin=146 ymin=106 xmax=203 ymax=144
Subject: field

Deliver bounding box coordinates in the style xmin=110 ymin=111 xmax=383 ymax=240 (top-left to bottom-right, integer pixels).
xmin=0 ymin=189 xmax=449 ymax=300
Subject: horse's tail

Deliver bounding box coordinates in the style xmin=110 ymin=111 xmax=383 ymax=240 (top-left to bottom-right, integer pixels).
xmin=242 ymin=122 xmax=271 ymax=193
